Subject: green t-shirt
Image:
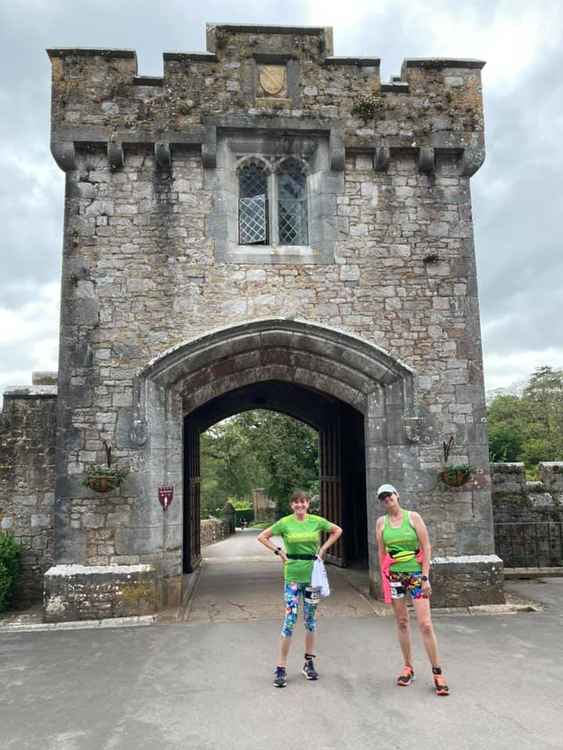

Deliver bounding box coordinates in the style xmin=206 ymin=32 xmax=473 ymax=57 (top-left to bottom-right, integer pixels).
xmin=270 ymin=514 xmax=334 ymax=584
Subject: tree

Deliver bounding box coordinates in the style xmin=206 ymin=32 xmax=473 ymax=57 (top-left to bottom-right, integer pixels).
xmin=199 ymin=410 xmax=319 ymax=518
xmin=487 ymin=366 xmax=563 ymax=469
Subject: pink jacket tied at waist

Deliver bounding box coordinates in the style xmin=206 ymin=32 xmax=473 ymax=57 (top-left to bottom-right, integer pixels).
xmin=380 ymin=549 xmax=425 ymax=604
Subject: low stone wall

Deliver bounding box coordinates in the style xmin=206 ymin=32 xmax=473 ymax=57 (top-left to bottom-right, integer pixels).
xmin=0 ymin=379 xmax=57 ymax=603
xmin=491 ymin=462 xmax=563 ymax=524
xmin=491 ymin=462 xmax=563 ymax=567
xmin=430 ymin=555 xmax=504 ymax=607
xmin=43 ymin=564 xmax=158 ymax=622
xmin=369 ymin=554 xmax=505 ymax=606
xmin=200 ymin=518 xmax=231 ymax=547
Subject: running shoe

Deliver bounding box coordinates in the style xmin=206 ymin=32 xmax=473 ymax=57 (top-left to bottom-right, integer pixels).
xmin=273 ymin=666 xmax=287 ymax=688
xmin=396 ymin=665 xmax=415 ymax=686
xmin=302 ymin=657 xmax=319 ymax=681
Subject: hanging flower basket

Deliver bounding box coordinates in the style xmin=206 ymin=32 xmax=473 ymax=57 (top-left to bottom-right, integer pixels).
xmin=82 ymin=465 xmax=129 ymax=493
xmin=439 ymin=464 xmax=473 ymax=488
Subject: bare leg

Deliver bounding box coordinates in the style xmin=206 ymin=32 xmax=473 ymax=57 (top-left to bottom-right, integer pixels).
xmin=412 ymin=597 xmax=440 ymax=667
xmin=277 ymin=635 xmax=292 ymax=667
xmin=391 ymin=598 xmax=413 ymax=667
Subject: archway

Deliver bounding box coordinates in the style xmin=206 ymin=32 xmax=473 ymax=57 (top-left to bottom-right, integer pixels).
xmin=182 ymin=380 xmax=367 ymax=573
xmin=136 ymin=318 xmax=415 ymax=600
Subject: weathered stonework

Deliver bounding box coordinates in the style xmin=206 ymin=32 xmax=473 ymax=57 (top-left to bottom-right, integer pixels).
xmin=0 ymin=377 xmax=57 ymax=603
xmin=32 ymin=23 xmax=496 ymax=615
xmin=200 ymin=518 xmax=231 ymax=546
xmin=491 ymin=462 xmax=563 ymax=567
xmin=43 ymin=564 xmax=157 ymax=622
xmin=430 ymin=555 xmax=504 ymax=607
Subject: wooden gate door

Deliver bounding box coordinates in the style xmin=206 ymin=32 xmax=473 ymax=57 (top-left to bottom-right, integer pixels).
xmin=320 ymin=415 xmax=345 ymax=566
xmin=183 ymin=418 xmax=201 ymax=573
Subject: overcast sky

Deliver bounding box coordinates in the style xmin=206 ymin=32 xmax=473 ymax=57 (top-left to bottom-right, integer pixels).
xmin=1 ymin=0 xmax=562 ymax=397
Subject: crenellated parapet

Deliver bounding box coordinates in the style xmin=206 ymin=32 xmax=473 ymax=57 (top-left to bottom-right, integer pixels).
xmin=47 ymin=23 xmax=485 ymax=176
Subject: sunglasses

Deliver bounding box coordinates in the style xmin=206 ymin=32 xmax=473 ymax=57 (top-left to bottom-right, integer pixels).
xmin=378 ymin=493 xmax=393 ymax=501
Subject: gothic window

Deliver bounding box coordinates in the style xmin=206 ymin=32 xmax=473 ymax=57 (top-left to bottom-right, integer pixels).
xmin=237 ymin=157 xmax=309 ymax=247
xmin=238 ymin=161 xmax=269 ymax=245
xmin=277 ymin=158 xmax=308 ymax=246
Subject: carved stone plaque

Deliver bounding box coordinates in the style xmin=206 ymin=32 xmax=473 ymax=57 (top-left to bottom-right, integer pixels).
xmin=258 ymin=65 xmax=287 ymax=98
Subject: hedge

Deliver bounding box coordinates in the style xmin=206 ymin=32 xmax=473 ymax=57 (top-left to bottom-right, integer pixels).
xmin=0 ymin=533 xmax=22 ymax=612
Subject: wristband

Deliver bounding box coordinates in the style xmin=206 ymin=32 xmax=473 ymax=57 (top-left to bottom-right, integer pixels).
xmin=420 ymin=575 xmax=428 ymax=582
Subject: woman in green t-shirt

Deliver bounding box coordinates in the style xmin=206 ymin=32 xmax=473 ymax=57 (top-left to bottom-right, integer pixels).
xmin=257 ymin=489 xmax=342 ymax=688
xmin=375 ymin=483 xmax=449 ymax=696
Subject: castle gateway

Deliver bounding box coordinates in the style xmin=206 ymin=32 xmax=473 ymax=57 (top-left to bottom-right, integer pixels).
xmin=9 ymin=24 xmax=505 ymax=618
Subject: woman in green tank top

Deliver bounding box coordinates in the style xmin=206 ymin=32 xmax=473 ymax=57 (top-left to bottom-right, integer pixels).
xmin=375 ymin=483 xmax=449 ymax=696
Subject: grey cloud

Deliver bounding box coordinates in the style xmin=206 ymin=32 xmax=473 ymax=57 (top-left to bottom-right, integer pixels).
xmin=1 ymin=1 xmax=562 ymax=392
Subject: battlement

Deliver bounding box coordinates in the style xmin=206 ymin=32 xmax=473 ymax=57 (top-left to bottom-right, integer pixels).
xmin=47 ymin=23 xmax=485 ymax=176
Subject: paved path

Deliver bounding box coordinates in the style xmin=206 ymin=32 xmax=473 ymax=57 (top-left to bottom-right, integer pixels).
xmin=184 ymin=528 xmax=380 ymax=623
xmin=1 ymin=531 xmax=562 ymax=749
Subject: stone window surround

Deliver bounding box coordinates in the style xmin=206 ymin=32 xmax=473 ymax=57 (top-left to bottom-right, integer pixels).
xmin=209 ymin=127 xmax=343 ymax=264
xmin=236 ymin=154 xmax=310 ymax=249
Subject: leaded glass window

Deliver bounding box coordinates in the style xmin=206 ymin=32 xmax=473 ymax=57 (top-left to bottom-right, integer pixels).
xmin=277 ymin=159 xmax=308 ymax=246
xmin=238 ymin=162 xmax=269 ymax=245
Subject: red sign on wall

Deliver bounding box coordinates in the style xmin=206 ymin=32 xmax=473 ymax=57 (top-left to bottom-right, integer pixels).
xmin=158 ymin=486 xmax=174 ymax=511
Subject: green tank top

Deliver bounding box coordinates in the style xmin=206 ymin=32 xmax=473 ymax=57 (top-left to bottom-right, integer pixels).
xmin=382 ymin=510 xmax=421 ymax=573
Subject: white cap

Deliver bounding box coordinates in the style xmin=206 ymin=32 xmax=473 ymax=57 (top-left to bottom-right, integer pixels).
xmin=377 ymin=483 xmax=398 ymax=497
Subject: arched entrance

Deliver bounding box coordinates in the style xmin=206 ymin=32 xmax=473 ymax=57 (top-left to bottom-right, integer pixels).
xmin=183 ymin=380 xmax=367 ymax=573
xmin=136 ymin=318 xmax=415 ymax=600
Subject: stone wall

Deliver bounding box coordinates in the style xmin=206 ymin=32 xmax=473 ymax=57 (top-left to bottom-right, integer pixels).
xmin=0 ymin=378 xmax=57 ymax=603
xmin=491 ymin=462 xmax=563 ymax=567
xmin=200 ymin=518 xmax=231 ymax=546
xmin=491 ymin=463 xmax=563 ymax=523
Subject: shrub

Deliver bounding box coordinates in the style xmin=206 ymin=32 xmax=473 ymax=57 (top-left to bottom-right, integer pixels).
xmin=0 ymin=533 xmax=22 ymax=612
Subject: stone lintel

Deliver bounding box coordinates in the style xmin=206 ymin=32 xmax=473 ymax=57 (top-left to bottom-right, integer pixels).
xmin=403 ymin=57 xmax=486 ymax=70
xmin=47 ymin=47 xmax=137 ymax=60
xmin=3 ymin=385 xmax=58 ymax=399
xmin=133 ymin=75 xmax=164 ymax=87
xmin=380 ymin=82 xmax=410 ymax=93
xmin=163 ymin=51 xmax=218 ymax=63
xmin=325 ymin=56 xmax=380 ymax=67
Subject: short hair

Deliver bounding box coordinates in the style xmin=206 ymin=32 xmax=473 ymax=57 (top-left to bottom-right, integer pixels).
xmin=290 ymin=489 xmax=309 ymax=503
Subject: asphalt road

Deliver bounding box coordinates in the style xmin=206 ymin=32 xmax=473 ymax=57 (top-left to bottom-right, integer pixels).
xmin=1 ymin=531 xmax=562 ymax=750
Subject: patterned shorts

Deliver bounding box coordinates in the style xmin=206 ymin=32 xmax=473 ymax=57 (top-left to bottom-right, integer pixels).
xmin=281 ymin=582 xmax=319 ymax=637
xmin=387 ymin=571 xmax=425 ymax=600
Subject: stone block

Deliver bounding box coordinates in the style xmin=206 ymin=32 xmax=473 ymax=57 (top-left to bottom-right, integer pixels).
xmin=430 ymin=555 xmax=504 ymax=607
xmin=43 ymin=564 xmax=158 ymax=622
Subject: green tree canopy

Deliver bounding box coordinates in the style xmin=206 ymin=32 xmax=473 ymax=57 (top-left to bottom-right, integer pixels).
xmin=487 ymin=366 xmax=563 ymax=469
xmin=200 ymin=410 xmax=319 ymax=518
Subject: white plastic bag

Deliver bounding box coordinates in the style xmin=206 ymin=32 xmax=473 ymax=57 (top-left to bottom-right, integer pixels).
xmin=311 ymin=558 xmax=330 ymax=598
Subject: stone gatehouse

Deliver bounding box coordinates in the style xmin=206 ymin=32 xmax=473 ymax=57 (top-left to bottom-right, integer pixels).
xmin=1 ymin=23 xmax=503 ymax=618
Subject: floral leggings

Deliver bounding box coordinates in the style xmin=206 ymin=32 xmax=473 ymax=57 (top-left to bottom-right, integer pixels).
xmin=281 ymin=582 xmax=318 ymax=638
